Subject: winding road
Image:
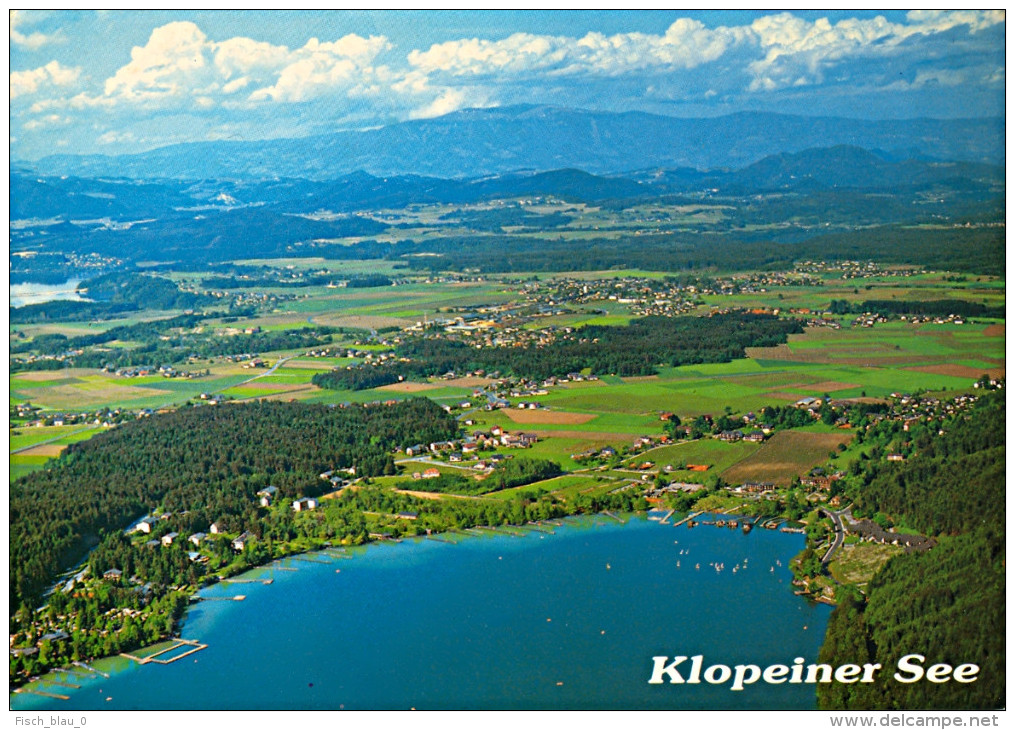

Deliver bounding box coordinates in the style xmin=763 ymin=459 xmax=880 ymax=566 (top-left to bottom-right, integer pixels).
xmin=820 ymin=506 xmax=852 ymax=565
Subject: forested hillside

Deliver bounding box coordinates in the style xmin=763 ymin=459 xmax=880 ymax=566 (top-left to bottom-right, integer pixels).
xmin=9 ymin=398 xmax=460 ymax=613
xmin=817 ymin=392 xmax=1005 ymax=709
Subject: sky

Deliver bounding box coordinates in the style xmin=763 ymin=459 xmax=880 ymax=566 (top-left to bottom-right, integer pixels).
xmin=9 ymin=9 xmax=1006 ymax=161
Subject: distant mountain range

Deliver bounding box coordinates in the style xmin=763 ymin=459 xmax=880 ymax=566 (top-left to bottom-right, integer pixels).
xmin=21 ymin=105 xmax=1005 ymax=181
xmin=12 ymin=145 xmax=1003 ymax=223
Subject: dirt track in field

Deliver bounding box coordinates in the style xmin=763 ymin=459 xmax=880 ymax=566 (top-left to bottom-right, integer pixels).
xmin=377 ymin=381 xmax=440 ymax=393
xmin=906 ymin=364 xmax=1005 ymax=379
xmin=443 ymin=376 xmax=499 ymax=387
xmin=503 ymin=408 xmax=597 ymax=425
xmin=18 ymin=443 xmax=67 ymax=457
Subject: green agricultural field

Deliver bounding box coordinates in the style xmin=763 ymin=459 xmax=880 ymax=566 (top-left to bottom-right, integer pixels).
xmin=477 ymin=476 xmax=568 ymax=501
xmin=497 ymin=435 xmax=632 ymax=471
xmin=10 ymin=454 xmax=52 ymax=481
xmin=722 ymin=429 xmax=853 ymax=486
xmin=10 ymin=424 xmax=103 ymax=453
xmin=524 ymin=312 xmax=633 ymax=330
xmin=247 ymin=371 xmax=320 ymax=385
xmin=7 ymin=264 xmax=1006 ymax=526
xmin=633 ymin=439 xmax=761 ymax=483
xmin=10 ymin=370 xmax=255 ymax=411
xmin=297 ymin=384 xmax=478 ymax=406
xmin=10 ymin=424 xmax=109 ymax=480
xmin=518 ymin=474 xmax=627 ymax=502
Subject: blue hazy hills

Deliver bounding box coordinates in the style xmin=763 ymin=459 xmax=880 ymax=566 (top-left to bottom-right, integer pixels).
xmin=21 ymin=105 xmax=1004 ymax=182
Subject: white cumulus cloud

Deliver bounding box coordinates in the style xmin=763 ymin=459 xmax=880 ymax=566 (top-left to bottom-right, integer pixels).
xmin=408 ymin=20 xmax=749 ymax=78
xmin=10 ymin=60 xmax=81 ymax=98
xmin=89 ymin=22 xmax=393 ymax=108
xmin=10 ymin=10 xmax=63 ymax=49
xmin=747 ymin=10 xmax=1005 ymax=92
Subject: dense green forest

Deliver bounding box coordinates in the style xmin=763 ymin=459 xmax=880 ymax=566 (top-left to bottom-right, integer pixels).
xmin=398 ymin=226 xmax=1003 ymax=277
xmin=9 ymin=398 xmax=460 ymax=613
xmin=12 ymin=208 xmax=389 ymax=267
xmin=828 ymin=298 xmax=1005 ymax=319
xmin=850 ymin=395 xmax=1004 ymax=535
xmin=314 ymin=312 xmax=803 ymax=386
xmin=817 ymin=392 xmax=1005 ymax=709
xmin=346 ymin=274 xmax=394 ymax=288
xmin=312 ymin=367 xmax=402 ymax=391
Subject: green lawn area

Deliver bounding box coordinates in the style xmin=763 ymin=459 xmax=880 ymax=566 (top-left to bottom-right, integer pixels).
xmin=828 ymin=542 xmax=903 ymax=585
xmin=493 ymin=435 xmax=632 ymax=471
xmin=478 ymin=474 xmax=605 ymax=501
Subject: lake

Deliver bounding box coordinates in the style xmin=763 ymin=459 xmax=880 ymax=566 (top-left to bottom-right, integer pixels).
xmin=10 ymin=515 xmax=832 ymax=711
xmin=10 ymin=280 xmax=88 ymax=308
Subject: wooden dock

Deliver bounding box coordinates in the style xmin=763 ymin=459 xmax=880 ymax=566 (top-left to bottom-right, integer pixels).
xmin=291 ymin=554 xmax=331 ymax=564
xmin=197 ymin=594 xmax=246 ymax=602
xmin=222 ymin=578 xmax=273 ymax=584
xmin=122 ymin=639 xmax=208 ymax=665
xmin=673 ymin=511 xmax=703 ymax=528
xmin=149 ymin=641 xmax=207 ymax=665
xmin=522 ymin=522 xmax=555 ymax=534
xmin=16 ymin=688 xmax=69 ymax=700
xmin=477 ymin=525 xmax=524 ymax=537
xmin=73 ymin=660 xmax=110 ymax=678
xmin=426 ymin=534 xmax=457 ymax=544
xmin=603 ymin=511 xmax=625 ymax=523
xmin=659 ymin=509 xmax=676 ymax=525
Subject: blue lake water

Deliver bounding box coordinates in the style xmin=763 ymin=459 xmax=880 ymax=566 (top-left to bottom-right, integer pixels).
xmin=10 ymin=280 xmax=87 ymax=308
xmin=11 ymin=515 xmax=832 ymax=710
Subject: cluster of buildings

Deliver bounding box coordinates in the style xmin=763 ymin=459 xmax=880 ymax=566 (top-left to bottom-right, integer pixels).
xmin=205 ymin=290 xmax=296 ymax=307
xmin=518 ymin=271 xmax=822 ymax=318
xmin=793 ymin=260 xmax=924 ymax=279
xmin=105 ymin=364 xmax=204 ymax=378
xmin=407 ymin=426 xmax=541 ymax=464
xmin=854 ymin=311 xmax=969 ymax=328
xmin=13 ymin=403 xmax=144 ymax=428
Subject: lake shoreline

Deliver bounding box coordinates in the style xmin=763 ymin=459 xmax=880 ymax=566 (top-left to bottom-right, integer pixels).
xmin=12 ymin=512 xmax=832 ymax=711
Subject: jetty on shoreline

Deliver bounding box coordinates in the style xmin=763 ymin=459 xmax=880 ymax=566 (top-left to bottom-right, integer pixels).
xmin=122 ymin=638 xmax=208 ymax=665
xmin=73 ymin=660 xmax=109 ymax=678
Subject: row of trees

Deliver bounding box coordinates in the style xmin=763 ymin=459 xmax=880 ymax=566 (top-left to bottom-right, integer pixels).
xmin=828 ymin=298 xmax=1005 ymax=319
